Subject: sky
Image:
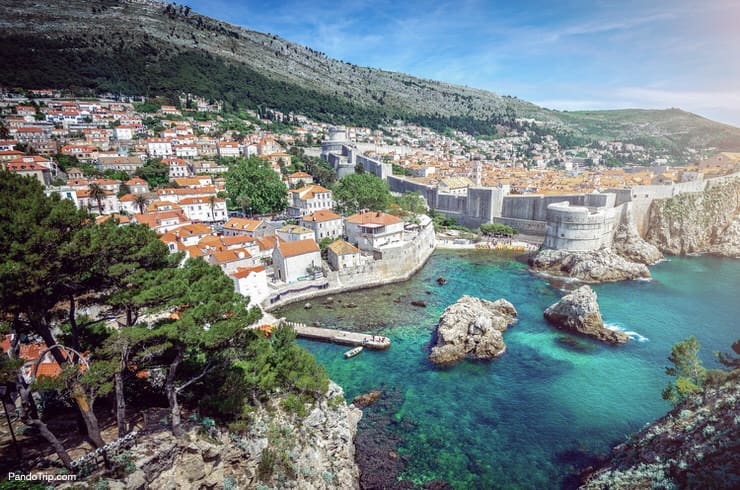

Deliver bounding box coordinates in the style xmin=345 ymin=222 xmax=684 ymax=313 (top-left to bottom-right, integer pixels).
xmin=183 ymin=0 xmax=740 ymax=126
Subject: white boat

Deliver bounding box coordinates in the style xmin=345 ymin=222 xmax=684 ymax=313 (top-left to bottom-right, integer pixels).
xmin=344 ymin=346 xmax=363 ymax=359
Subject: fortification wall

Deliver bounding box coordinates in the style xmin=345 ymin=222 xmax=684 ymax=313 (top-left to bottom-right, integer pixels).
xmin=543 ymin=202 xmax=621 ymax=251
xmin=500 ymin=193 xmax=614 ymax=227
xmin=494 ymin=217 xmax=546 ymax=235
xmin=436 ymin=193 xmax=468 ymax=214
xmin=356 ymin=153 xmax=392 ymax=180
xmin=387 ymin=176 xmax=438 ymax=208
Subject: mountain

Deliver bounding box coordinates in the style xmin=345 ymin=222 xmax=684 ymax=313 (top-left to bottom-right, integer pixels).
xmin=2 ymin=0 xmax=739 ymax=151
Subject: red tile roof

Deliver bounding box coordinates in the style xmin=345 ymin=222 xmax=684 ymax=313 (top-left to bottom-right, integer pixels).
xmin=301 ymin=210 xmax=341 ymax=223
xmin=346 ymin=210 xmax=402 ymax=226
xmin=231 ymin=265 xmax=266 ymax=279
xmin=276 ymin=239 xmax=320 ymax=258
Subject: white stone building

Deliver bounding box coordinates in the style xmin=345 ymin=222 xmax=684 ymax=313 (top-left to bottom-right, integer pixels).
xmin=178 ymin=196 xmax=228 ymax=223
xmin=344 ymin=211 xmax=404 ymax=252
xmin=300 ymin=210 xmax=343 ymax=241
xmin=231 ymin=266 xmax=269 ymax=307
xmin=272 ymin=239 xmax=321 ymax=283
xmin=146 ymin=138 xmax=173 ymax=157
xmin=287 ymin=185 xmax=334 ymax=217
xmin=327 ymin=239 xmax=361 ymax=271
xmin=276 ymin=225 xmax=315 ymax=242
xmin=217 ymin=141 xmax=241 ymax=158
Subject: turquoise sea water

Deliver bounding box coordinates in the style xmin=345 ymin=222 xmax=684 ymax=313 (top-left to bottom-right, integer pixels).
xmin=276 ymin=251 xmax=740 ymax=488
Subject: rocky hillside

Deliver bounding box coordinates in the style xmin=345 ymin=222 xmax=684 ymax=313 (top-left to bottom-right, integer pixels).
xmin=96 ymin=382 xmax=361 ymax=489
xmin=581 ymin=374 xmax=739 ymax=489
xmin=646 ymin=179 xmax=740 ymax=257
xmin=1 ymin=0 xmax=740 ymax=149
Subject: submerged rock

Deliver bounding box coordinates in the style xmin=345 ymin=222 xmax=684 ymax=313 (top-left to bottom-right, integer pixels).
xmin=352 ymin=390 xmax=382 ymax=408
xmin=411 ymin=300 xmax=427 ymax=307
xmin=529 ymin=248 xmax=651 ymax=283
xmin=544 ymin=286 xmax=628 ymax=344
xmin=429 ymin=295 xmax=518 ymax=366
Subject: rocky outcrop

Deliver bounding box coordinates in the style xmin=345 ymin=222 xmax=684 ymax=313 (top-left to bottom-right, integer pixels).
xmin=612 ymin=211 xmax=664 ymax=265
xmin=645 ymin=179 xmax=740 ymax=258
xmin=581 ymin=374 xmax=740 ymax=489
xmin=529 ymin=248 xmax=651 ymax=283
xmin=113 ymin=382 xmax=361 ymax=489
xmin=429 ymin=295 xmax=518 ymax=366
xmin=544 ymin=286 xmax=629 ymax=344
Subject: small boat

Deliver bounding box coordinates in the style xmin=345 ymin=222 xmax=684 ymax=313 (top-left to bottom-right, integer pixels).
xmin=344 ymin=346 xmax=363 ymax=359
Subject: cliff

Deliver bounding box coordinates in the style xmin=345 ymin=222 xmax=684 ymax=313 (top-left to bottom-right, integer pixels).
xmin=645 ymin=179 xmax=740 ymax=258
xmin=581 ymin=373 xmax=739 ymax=489
xmin=103 ymin=382 xmax=361 ymax=489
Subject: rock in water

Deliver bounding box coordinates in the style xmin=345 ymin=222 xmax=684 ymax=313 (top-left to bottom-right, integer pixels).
xmin=352 ymin=390 xmax=382 ymax=408
xmin=429 ymin=295 xmax=518 ymax=366
xmin=544 ymin=286 xmax=629 ymax=344
xmin=529 ymin=248 xmax=651 ymax=283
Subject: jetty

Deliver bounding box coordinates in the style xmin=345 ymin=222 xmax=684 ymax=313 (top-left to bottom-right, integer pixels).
xmin=282 ymin=321 xmax=391 ymax=350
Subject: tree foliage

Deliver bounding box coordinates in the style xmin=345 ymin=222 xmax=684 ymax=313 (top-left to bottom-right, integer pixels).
xmin=203 ymin=325 xmax=329 ymax=421
xmin=135 ymin=158 xmax=169 ymax=188
xmin=0 ymin=169 xmax=337 ymax=462
xmin=393 ymin=192 xmax=427 ymax=216
xmin=662 ymin=336 xmax=707 ymax=403
xmin=480 ymin=223 xmax=518 ymax=236
xmin=225 ymin=156 xmax=287 ymax=215
xmin=333 ymin=173 xmax=391 ymax=214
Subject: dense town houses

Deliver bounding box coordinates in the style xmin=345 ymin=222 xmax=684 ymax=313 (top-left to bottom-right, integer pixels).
xmin=2 ymin=93 xmax=738 ymax=308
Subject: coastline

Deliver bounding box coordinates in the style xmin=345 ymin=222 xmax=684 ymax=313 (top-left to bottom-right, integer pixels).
xmin=436 ymin=239 xmax=539 ymax=253
xmin=263 ymin=238 xmax=436 ymax=312
xmin=265 ymin=235 xmax=543 ymax=313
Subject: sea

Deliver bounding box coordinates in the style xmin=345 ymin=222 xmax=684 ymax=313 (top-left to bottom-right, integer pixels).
xmin=276 ymin=251 xmax=740 ymax=489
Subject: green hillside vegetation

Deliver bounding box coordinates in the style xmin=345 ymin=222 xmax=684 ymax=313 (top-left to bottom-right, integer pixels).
xmin=1 ymin=0 xmax=739 ymax=150
xmin=557 ymin=109 xmax=740 ymax=152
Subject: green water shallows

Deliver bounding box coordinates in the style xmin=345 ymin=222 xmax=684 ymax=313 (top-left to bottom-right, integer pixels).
xmin=276 ymin=251 xmax=740 ymax=488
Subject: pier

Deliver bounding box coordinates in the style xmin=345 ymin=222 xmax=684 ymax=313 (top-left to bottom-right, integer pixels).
xmin=282 ymin=321 xmax=391 ymax=350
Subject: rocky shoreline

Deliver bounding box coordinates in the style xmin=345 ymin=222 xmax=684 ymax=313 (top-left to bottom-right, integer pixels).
xmin=529 ymin=248 xmax=652 ymax=283
xmin=580 ymin=374 xmax=740 ymax=489
xmin=87 ymin=382 xmax=362 ymax=489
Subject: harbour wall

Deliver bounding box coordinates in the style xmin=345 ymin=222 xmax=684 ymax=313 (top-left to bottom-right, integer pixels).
xmin=263 ymin=220 xmax=436 ymax=311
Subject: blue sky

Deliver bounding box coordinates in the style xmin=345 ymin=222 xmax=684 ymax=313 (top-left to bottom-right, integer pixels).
xmin=184 ymin=0 xmax=740 ymax=126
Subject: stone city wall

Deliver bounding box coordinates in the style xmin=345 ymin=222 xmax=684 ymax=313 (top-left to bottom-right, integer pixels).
xmin=543 ymin=201 xmax=624 ymax=251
